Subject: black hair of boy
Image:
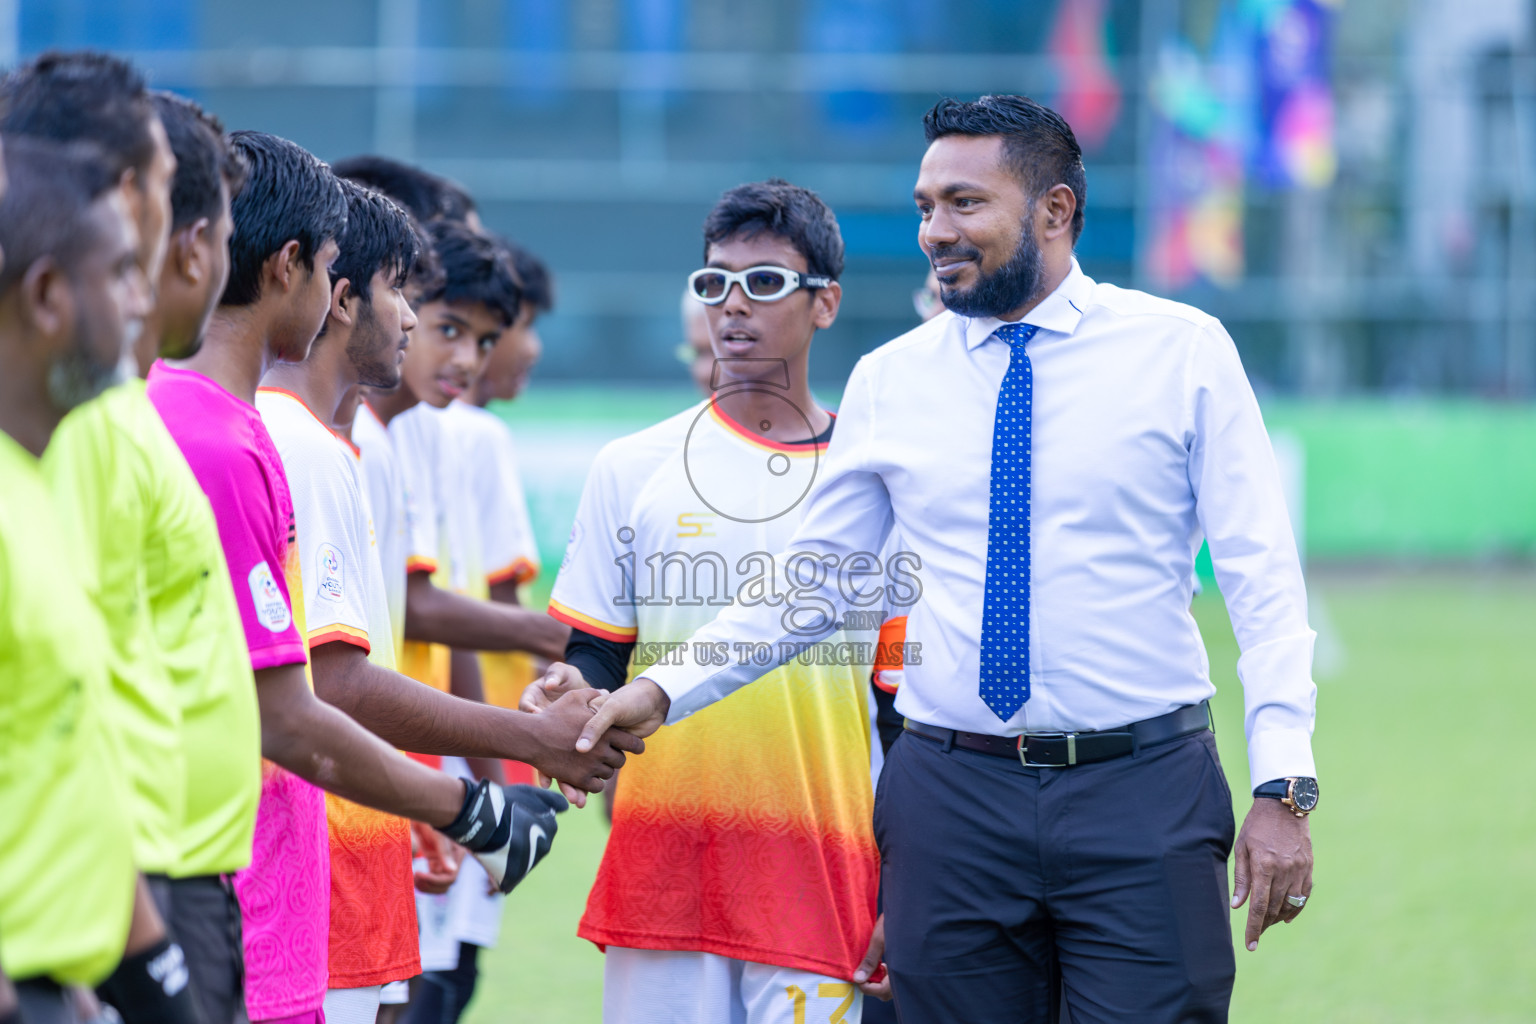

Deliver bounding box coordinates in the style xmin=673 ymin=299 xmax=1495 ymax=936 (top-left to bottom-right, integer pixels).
xmin=330 ymin=180 xmax=420 ymax=304
xmin=416 ymin=219 xmax=521 ymax=326
xmin=505 ymin=241 xmax=553 ymax=314
xmin=221 ymin=131 xmax=347 ymax=307
xmin=0 ymin=134 xmax=120 ymax=293
xmin=923 ymin=94 xmax=1087 ymax=244
xmin=701 ymin=177 xmax=844 ymax=282
xmin=332 ymin=154 xmax=477 ymax=225
xmin=0 ymin=51 xmax=156 ymax=179
xmin=151 ymin=91 xmax=247 ymax=231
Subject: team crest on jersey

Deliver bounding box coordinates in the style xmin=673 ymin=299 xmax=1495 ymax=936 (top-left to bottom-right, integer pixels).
xmin=248 ymin=561 xmax=291 ymax=632
xmin=317 ymin=543 xmax=345 ymax=603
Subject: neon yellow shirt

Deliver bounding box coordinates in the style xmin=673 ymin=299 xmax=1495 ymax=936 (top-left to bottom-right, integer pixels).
xmin=44 ymin=380 xmax=260 ymax=877
xmin=0 ymin=431 xmax=135 ymax=984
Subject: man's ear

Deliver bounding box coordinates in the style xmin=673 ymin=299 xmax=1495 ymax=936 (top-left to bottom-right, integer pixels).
xmin=20 ymin=257 xmax=69 ymax=340
xmin=265 ymin=239 xmax=304 ymax=295
xmin=173 ymin=217 xmax=213 ymax=285
xmin=1039 ymin=183 xmax=1077 ymax=244
xmin=329 ymin=276 xmax=355 ymax=327
xmin=812 ymin=280 xmax=842 ymax=331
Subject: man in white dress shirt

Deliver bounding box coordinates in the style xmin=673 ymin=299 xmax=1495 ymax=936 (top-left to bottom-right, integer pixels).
xmin=570 ymin=95 xmax=1318 ymax=1023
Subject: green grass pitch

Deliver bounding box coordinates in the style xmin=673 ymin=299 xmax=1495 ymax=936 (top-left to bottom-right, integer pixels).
xmin=462 ymin=570 xmax=1536 ymax=1023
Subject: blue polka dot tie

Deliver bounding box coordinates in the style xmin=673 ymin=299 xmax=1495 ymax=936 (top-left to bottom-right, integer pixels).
xmin=979 ymin=322 xmax=1039 ymax=721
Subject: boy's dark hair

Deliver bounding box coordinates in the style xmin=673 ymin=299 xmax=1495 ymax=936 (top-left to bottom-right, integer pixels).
xmin=923 ymin=95 xmax=1086 ymax=243
xmin=404 ymin=216 xmax=443 ymax=297
xmin=221 ymin=131 xmax=347 ymax=307
xmin=331 ymin=180 xmax=420 ymax=304
xmin=416 ymin=220 xmax=521 ymax=327
xmin=0 ymin=135 xmax=121 ymax=293
xmin=332 ymin=155 xmax=477 ymax=225
xmin=702 ymin=178 xmax=844 ymax=282
xmin=151 ymin=91 xmax=247 ymax=231
xmin=0 ymin=51 xmax=156 ymax=179
xmin=504 ymin=241 xmax=553 ymax=314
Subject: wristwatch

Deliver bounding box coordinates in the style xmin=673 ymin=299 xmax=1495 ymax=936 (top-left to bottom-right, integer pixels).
xmin=1253 ymin=777 xmax=1319 ymax=817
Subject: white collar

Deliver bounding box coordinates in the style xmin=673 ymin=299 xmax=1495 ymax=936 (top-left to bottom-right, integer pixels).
xmin=960 ymin=258 xmax=1093 ymax=351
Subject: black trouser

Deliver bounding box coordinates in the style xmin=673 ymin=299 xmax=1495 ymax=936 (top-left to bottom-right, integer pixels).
xmin=876 ymin=728 xmax=1236 ymax=1023
xmin=147 ymin=873 xmax=247 ymax=1024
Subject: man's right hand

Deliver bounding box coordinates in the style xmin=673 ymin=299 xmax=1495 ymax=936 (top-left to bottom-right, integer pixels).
xmin=576 ymin=677 xmax=670 ymax=752
xmin=525 ymin=688 xmax=644 ymax=807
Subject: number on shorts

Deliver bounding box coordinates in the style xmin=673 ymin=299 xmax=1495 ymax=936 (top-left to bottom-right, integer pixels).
xmin=818 ymin=983 xmax=854 ymax=1024
xmin=785 ymin=985 xmax=807 ymax=1024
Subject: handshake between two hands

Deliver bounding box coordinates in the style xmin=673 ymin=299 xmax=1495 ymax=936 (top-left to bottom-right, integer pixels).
xmin=517 ymin=663 xmax=672 ymax=807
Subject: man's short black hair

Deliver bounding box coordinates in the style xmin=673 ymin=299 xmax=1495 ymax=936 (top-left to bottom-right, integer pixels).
xmin=0 ymin=135 xmax=121 ymax=293
xmin=702 ymin=178 xmax=844 ymax=282
xmin=923 ymin=95 xmax=1087 ymax=244
xmin=331 ymin=180 xmax=420 ymax=304
xmin=151 ymin=91 xmax=246 ymax=232
xmin=504 ymin=241 xmax=553 ymax=314
xmin=415 ymin=220 xmax=521 ymax=327
xmin=0 ymin=51 xmax=156 ymax=179
xmin=332 ymin=155 xmax=477 ymax=225
xmin=221 ymin=131 xmax=347 ymax=307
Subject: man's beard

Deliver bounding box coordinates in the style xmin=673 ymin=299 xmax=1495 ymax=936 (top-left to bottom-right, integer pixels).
xmin=347 ymin=303 xmax=403 ymax=390
xmin=47 ymin=327 xmax=131 ymax=412
xmin=934 ymin=217 xmax=1045 ymax=320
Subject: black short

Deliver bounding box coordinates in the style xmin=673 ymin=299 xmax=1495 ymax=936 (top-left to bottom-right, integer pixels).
xmin=13 ymin=979 xmax=77 ymax=1024
xmin=149 ymin=873 xmax=246 ymax=1024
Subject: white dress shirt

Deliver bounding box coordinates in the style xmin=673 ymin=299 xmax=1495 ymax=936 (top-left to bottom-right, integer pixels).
xmin=641 ymin=260 xmax=1316 ymax=789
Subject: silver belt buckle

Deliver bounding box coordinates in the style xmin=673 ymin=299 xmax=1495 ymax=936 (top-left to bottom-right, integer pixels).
xmin=1017 ymin=732 xmax=1077 ymax=767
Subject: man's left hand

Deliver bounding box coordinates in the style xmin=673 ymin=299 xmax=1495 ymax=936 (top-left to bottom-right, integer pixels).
xmin=412 ymin=820 xmax=466 ymax=894
xmin=1231 ymin=797 xmax=1313 ymax=950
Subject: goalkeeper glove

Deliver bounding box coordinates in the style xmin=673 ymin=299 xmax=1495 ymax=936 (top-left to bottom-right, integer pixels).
xmin=439 ymin=779 xmax=567 ymax=893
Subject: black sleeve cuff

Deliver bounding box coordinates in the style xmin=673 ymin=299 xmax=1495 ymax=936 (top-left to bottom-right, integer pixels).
xmin=565 ymin=628 xmax=635 ymax=692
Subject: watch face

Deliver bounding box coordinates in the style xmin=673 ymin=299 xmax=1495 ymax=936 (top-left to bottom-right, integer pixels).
xmin=1291 ymin=777 xmax=1319 ymax=812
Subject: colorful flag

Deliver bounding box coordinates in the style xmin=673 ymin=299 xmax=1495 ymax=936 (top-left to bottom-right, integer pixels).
xmin=1253 ymin=0 xmax=1337 ymax=189
xmin=1047 ymin=0 xmax=1122 ymax=151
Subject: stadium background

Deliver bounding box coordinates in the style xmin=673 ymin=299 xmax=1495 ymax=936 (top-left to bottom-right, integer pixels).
xmin=9 ymin=0 xmax=1533 ymax=1019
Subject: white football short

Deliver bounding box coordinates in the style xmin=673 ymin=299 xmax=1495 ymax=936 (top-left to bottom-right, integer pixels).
xmin=322 ymin=985 xmax=381 ymax=1024
xmin=603 ymin=947 xmax=862 ymax=1024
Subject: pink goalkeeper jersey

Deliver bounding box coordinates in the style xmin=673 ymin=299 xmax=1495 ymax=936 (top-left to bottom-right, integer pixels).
xmin=147 ymin=362 xmax=330 ymax=1020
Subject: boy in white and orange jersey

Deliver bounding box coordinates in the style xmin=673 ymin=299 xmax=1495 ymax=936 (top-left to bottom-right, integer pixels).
xmin=532 ymin=180 xmax=885 ymax=1024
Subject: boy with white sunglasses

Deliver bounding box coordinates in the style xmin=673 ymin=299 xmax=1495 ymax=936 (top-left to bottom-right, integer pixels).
xmin=527 ymin=179 xmax=883 ymax=1024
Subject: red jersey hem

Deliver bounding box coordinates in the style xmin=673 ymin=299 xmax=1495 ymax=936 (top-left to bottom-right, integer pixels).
xmin=547 ymin=600 xmax=637 ymax=643
xmin=486 ymin=556 xmax=539 ymax=586
xmin=578 ymin=924 xmax=857 ymax=982
xmin=326 ymin=952 xmax=421 ymax=990
xmin=308 ymin=628 xmax=371 ymax=654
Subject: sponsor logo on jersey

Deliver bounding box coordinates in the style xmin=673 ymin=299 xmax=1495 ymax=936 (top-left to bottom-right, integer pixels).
xmin=248 ymin=561 xmax=292 ymax=632
xmin=317 ymin=543 xmax=345 ymax=602
xmin=676 ymin=512 xmax=717 ymax=539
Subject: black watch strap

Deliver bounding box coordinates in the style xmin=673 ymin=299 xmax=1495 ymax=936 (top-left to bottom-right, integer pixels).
xmin=1252 ymin=778 xmax=1291 ymax=800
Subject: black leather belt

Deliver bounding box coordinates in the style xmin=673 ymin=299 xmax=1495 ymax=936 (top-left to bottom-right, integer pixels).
xmin=903 ymin=701 xmax=1211 ymax=767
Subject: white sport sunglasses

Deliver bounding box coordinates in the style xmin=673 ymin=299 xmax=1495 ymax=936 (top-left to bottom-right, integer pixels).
xmin=687 ymin=265 xmax=833 ymax=305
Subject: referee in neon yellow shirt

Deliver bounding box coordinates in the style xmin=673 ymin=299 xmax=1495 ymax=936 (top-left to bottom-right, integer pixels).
xmin=17 ymin=71 xmax=262 ymax=1024
xmin=0 ymin=134 xmax=169 ymax=1021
